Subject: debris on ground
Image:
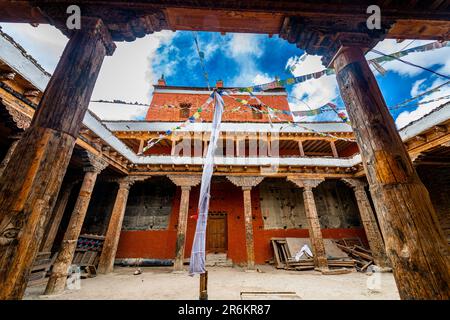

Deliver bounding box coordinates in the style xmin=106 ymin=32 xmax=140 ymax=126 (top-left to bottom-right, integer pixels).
xmin=270 ymin=237 xmax=356 ymax=272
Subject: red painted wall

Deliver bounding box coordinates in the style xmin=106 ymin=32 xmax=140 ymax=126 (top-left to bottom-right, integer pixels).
xmin=116 ymin=181 xmax=369 ymax=264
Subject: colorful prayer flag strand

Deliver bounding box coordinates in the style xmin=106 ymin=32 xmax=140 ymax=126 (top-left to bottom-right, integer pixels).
xmin=226 ymin=41 xmax=449 ymax=93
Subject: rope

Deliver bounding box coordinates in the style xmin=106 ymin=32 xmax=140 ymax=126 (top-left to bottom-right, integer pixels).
xmin=371 ymin=48 xmax=450 ymax=80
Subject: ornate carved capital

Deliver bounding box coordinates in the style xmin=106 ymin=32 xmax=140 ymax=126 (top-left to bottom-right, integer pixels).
xmin=342 ymin=178 xmax=367 ymax=191
xmin=227 ymin=176 xmax=264 ymax=189
xmin=168 ymin=174 xmax=201 ymax=188
xmin=117 ymin=176 xmax=149 ymax=189
xmin=39 ymin=5 xmax=168 ymax=46
xmin=280 ymin=16 xmax=394 ymax=66
xmin=83 ymin=152 xmax=108 ymax=173
xmin=4 ymin=103 xmax=32 ymax=130
xmin=287 ymin=177 xmax=324 ymax=190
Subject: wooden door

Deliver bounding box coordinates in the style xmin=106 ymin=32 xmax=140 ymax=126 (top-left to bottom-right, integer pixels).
xmin=206 ymin=212 xmax=227 ymax=253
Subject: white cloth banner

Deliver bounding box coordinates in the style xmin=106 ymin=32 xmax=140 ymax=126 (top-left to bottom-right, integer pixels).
xmin=189 ymin=91 xmax=225 ymax=275
xmin=294 ymin=244 xmax=313 ymax=262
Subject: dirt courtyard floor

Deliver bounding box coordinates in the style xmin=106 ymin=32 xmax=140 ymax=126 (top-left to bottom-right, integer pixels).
xmin=24 ymin=265 xmax=400 ymax=300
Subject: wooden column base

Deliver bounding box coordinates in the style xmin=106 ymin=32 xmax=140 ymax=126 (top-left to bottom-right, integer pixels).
xmin=44 ymin=240 xmax=77 ymax=295
xmin=0 ymin=127 xmax=75 ymax=300
xmin=371 ymin=182 xmax=450 ymax=299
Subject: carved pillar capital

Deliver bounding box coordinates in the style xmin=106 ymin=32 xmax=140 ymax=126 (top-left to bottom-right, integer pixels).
xmin=287 ymin=177 xmax=324 ymax=190
xmin=280 ymin=16 xmax=394 ymax=67
xmin=226 ymin=176 xmax=264 ymax=190
xmin=83 ymin=152 xmax=108 ymax=173
xmin=117 ymin=176 xmax=149 ymax=190
xmin=342 ymin=178 xmax=367 ymax=191
xmin=168 ymin=174 xmax=201 ymax=188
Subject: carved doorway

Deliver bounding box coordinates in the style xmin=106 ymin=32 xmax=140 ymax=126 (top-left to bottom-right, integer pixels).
xmin=206 ymin=212 xmax=227 ymax=253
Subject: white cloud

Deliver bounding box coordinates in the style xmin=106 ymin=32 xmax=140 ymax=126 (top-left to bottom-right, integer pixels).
xmin=252 ymin=73 xmax=272 ymax=85
xmin=0 ymin=23 xmax=175 ymax=120
xmin=0 ymin=23 xmax=67 ymax=72
xmin=395 ymin=78 xmax=450 ymax=128
xmin=410 ymin=78 xmax=427 ymax=96
xmin=225 ymin=33 xmax=271 ymax=87
xmin=92 ymin=30 xmax=175 ymax=104
xmin=368 ymin=39 xmax=450 ymax=77
xmin=89 ymin=102 xmax=148 ymax=121
xmin=227 ymin=33 xmax=263 ymax=58
xmin=286 ymin=54 xmax=339 ymax=122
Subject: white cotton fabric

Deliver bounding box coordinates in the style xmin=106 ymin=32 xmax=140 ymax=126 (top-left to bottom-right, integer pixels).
xmin=189 ymin=91 xmax=225 ymax=275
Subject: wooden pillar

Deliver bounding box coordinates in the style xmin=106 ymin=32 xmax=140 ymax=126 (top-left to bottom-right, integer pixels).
xmin=203 ymin=141 xmax=209 ymax=157
xmin=138 ymin=139 xmax=145 ymax=155
xmin=333 ymin=46 xmax=450 ymax=299
xmin=97 ymin=177 xmax=142 ymax=274
xmin=287 ymin=177 xmax=328 ymax=270
xmin=298 ymin=140 xmax=305 ymax=157
xmin=168 ymin=175 xmax=201 ymax=271
xmin=330 ymin=140 xmax=338 ymax=158
xmin=242 ymin=187 xmax=255 ymax=269
xmin=342 ymin=179 xmax=389 ymax=267
xmin=0 ymin=19 xmax=115 ymax=300
xmin=227 ymin=176 xmax=264 ymax=270
xmin=40 ymin=181 xmax=77 ymax=253
xmin=0 ymin=133 xmax=22 ymax=177
xmin=44 ymin=154 xmax=107 ymax=295
xmin=236 ymin=139 xmax=241 ymax=157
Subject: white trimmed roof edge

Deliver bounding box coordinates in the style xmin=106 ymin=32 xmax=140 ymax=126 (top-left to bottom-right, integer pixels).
xmin=102 ymin=121 xmax=354 ymax=133
xmin=0 ymin=29 xmax=50 ymax=92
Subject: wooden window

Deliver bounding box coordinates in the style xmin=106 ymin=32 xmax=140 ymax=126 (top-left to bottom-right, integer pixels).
xmin=179 ymin=102 xmax=191 ymax=118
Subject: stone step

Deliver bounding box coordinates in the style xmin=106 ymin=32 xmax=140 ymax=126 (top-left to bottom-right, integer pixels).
xmin=205 ymin=253 xmax=233 ymax=267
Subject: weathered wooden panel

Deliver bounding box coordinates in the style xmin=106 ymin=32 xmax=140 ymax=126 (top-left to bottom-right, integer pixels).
xmin=259 ymin=179 xmax=361 ymax=230
xmin=417 ymin=166 xmax=450 ymax=244
xmin=122 ymin=177 xmax=176 ymax=230
xmin=82 ymin=181 xmax=118 ymax=235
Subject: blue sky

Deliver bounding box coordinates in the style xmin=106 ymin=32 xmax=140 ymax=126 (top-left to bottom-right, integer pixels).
xmin=0 ymin=23 xmax=449 ymax=127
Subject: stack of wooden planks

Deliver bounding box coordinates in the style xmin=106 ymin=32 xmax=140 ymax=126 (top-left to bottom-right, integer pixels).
xmin=27 ymin=252 xmax=56 ymax=287
xmin=72 ymin=234 xmax=105 ymax=278
xmin=270 ymin=237 xmax=355 ymax=271
xmin=335 ymin=239 xmax=375 ymax=272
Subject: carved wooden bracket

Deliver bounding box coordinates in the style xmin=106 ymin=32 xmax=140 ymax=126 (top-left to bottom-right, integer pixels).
xmin=117 ymin=175 xmax=149 ymax=189
xmin=341 ymin=178 xmax=367 ymax=191
xmin=83 ymin=151 xmax=108 ymax=173
xmin=279 ymin=16 xmax=394 ymax=66
xmin=3 ymin=102 xmax=32 ymax=130
xmin=39 ymin=5 xmax=168 ymax=44
xmin=167 ymin=174 xmax=201 ymax=188
xmin=287 ymin=177 xmax=324 ymax=190
xmin=226 ymin=176 xmax=264 ymax=190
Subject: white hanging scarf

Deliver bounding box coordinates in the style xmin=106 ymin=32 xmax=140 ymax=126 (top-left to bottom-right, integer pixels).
xmin=189 ymin=91 xmax=225 ymax=275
